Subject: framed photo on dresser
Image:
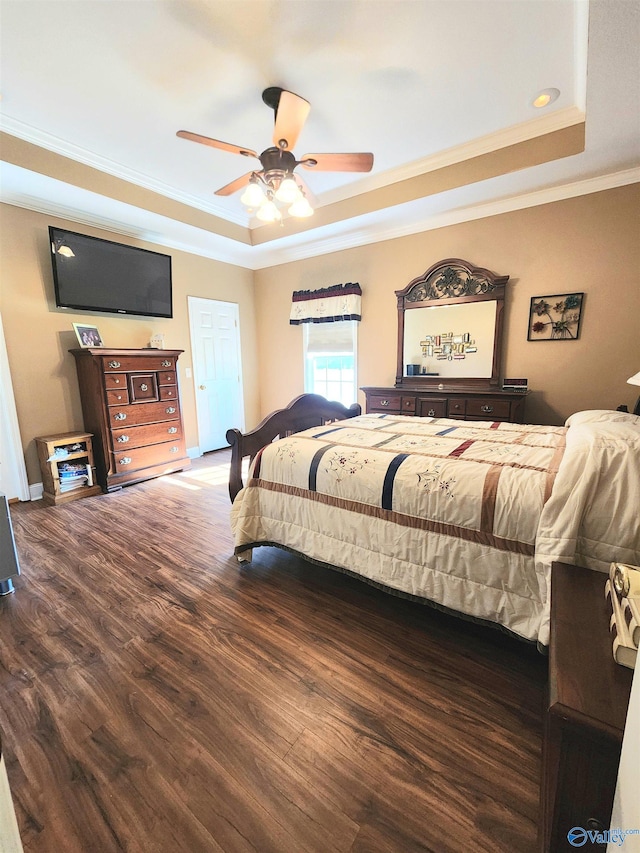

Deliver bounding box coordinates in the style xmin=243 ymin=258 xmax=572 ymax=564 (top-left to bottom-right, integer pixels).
xmin=72 ymin=323 xmax=103 ymax=348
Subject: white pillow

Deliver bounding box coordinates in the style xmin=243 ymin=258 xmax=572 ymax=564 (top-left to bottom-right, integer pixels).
xmin=565 ymin=409 xmax=640 ymax=428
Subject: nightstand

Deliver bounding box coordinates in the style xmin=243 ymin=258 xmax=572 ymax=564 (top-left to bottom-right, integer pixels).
xmin=540 ymin=562 xmax=633 ymax=851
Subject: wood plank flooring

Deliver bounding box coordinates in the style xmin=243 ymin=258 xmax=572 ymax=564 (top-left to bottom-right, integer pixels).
xmin=1 ymin=451 xmax=548 ymax=852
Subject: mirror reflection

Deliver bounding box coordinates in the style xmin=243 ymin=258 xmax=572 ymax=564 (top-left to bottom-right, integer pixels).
xmin=403 ymin=301 xmax=497 ymax=379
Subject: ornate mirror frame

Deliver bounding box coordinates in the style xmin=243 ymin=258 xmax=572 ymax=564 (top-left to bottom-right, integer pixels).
xmin=395 ymin=258 xmax=508 ymax=390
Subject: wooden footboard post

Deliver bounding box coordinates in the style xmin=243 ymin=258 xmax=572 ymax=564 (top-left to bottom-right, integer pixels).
xmin=225 ymin=427 xmax=244 ymax=503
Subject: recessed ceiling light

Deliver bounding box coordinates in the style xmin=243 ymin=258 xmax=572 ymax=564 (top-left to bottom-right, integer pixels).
xmin=532 ymin=88 xmax=560 ymax=109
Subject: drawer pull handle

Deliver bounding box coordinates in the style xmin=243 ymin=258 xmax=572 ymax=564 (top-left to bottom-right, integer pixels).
xmin=481 ymin=405 xmax=494 ymax=414
xmin=140 ymin=383 xmax=148 ymax=391
xmin=161 ymin=360 xmax=172 ymax=368
xmin=119 ymin=457 xmax=132 ymax=466
xmin=165 ymin=406 xmax=176 ymax=414
xmin=114 ymin=378 xmax=121 ymax=384
xmin=167 ymin=427 xmax=178 ymax=434
xmin=380 ymin=399 xmax=389 ymax=406
xmin=428 ymin=409 xmax=436 ymax=417
xmin=117 ymin=435 xmax=130 ymax=443
xmin=114 ymin=412 xmax=127 ymax=421
xmin=170 ymin=446 xmax=179 ymax=453
xmin=108 ymin=360 xmax=121 ymax=369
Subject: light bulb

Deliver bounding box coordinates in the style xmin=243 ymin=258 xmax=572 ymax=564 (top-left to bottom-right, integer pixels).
xmin=532 ymin=88 xmax=560 ymax=109
xmin=288 ymin=196 xmax=313 ymax=218
xmin=275 ymin=176 xmax=301 ymax=204
xmin=240 ymin=181 xmax=266 ymax=207
xmin=256 ymin=199 xmax=282 ymax=222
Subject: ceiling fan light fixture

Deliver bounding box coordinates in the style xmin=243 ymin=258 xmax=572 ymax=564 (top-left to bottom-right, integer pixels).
xmin=288 ymin=196 xmax=314 ymax=218
xmin=256 ymin=199 xmax=282 ymax=222
xmin=274 ymin=176 xmax=302 ymax=204
xmin=240 ymin=179 xmax=266 ymax=207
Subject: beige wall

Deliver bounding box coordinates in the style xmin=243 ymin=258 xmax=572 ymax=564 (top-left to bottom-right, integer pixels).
xmin=0 ymin=204 xmax=259 ymax=486
xmin=1 ymin=183 xmax=639 ymax=489
xmin=254 ymin=184 xmax=640 ymax=426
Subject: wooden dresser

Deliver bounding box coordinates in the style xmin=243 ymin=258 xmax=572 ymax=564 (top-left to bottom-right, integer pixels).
xmin=361 ymin=386 xmax=527 ymax=423
xmin=540 ymin=562 xmax=632 ymax=852
xmin=71 ymin=348 xmax=191 ymax=492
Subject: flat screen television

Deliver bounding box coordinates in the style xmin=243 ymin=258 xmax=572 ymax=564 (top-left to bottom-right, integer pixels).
xmin=49 ymin=226 xmax=173 ymax=318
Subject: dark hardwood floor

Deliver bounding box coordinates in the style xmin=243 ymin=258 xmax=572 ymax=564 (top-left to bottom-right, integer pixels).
xmin=1 ymin=451 xmax=548 ymax=853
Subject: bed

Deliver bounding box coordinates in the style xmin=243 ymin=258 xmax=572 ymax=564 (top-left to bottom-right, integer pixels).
xmin=227 ymin=395 xmax=640 ymax=647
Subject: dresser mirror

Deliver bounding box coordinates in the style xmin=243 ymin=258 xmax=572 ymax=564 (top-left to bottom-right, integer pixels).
xmin=395 ymin=258 xmax=508 ymax=389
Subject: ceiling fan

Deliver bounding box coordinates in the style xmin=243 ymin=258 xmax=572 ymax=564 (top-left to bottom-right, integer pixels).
xmin=177 ymin=87 xmax=374 ymax=221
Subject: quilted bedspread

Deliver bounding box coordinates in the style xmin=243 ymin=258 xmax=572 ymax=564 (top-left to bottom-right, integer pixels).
xmin=230 ymin=410 xmax=640 ymax=645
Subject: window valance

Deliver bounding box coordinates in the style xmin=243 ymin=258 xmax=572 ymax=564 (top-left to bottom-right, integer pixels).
xmin=290 ymin=283 xmax=362 ymax=325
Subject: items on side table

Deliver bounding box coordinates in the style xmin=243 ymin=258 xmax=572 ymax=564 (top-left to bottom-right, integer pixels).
xmin=605 ymin=561 xmax=640 ymax=669
xmin=35 ymin=431 xmax=102 ymax=505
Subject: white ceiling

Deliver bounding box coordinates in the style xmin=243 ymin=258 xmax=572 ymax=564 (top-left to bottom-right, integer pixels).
xmin=1 ymin=0 xmax=639 ymax=269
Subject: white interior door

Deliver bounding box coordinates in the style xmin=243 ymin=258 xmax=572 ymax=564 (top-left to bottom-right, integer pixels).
xmin=188 ymin=297 xmax=244 ymax=453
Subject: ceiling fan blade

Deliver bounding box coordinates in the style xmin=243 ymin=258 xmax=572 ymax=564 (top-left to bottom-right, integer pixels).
xmin=214 ymin=172 xmax=254 ymax=197
xmin=272 ymin=90 xmax=310 ymax=151
xmin=299 ymin=152 xmax=374 ymax=172
xmin=177 ymin=130 xmax=258 ymax=160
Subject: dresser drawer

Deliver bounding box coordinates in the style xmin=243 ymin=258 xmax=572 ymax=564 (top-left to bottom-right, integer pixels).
xmin=108 ymin=400 xmax=180 ymax=428
xmin=129 ymin=373 xmax=159 ymax=403
xmin=368 ymin=393 xmax=402 ymax=412
xmin=447 ymin=399 xmax=466 ymax=418
xmin=104 ymin=373 xmax=127 ymax=390
xmin=401 ymin=396 xmax=416 ymax=413
xmin=101 ymin=355 xmax=176 ymax=373
xmin=160 ymin=385 xmax=178 ymax=401
xmin=111 ymin=421 xmax=181 ymax=450
xmin=106 ymin=388 xmax=130 ymax=406
xmin=158 ymin=371 xmax=176 ymax=385
xmin=417 ymin=398 xmax=447 ymax=418
xmin=465 ymin=398 xmax=511 ymax=420
xmin=113 ymin=438 xmax=187 ymax=473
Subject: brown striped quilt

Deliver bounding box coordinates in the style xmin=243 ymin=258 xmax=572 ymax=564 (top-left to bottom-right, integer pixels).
xmin=230 ymin=411 xmax=640 ymax=645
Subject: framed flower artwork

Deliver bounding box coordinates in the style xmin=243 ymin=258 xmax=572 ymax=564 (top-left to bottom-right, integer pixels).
xmin=527 ymin=292 xmax=584 ymax=341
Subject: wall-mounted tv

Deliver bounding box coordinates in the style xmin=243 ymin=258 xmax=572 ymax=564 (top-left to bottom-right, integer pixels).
xmin=49 ymin=226 xmax=173 ymax=319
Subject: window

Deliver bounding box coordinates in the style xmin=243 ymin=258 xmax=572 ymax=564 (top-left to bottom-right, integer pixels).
xmin=303 ymin=321 xmax=358 ymax=407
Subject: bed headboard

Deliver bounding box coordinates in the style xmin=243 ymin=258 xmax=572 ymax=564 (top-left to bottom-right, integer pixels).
xmin=225 ymin=393 xmax=361 ymax=501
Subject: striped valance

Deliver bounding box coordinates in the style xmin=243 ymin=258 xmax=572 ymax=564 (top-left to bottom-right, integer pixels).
xmin=290 ymin=283 xmax=362 ymax=325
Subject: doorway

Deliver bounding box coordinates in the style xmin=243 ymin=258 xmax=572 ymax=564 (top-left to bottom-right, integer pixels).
xmin=188 ymin=297 xmax=245 ymax=453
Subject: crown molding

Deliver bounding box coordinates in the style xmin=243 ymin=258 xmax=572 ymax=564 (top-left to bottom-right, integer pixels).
xmin=1 ymin=107 xmax=585 ymax=228
xmin=2 ymin=159 xmax=637 ymax=272
xmin=0 ymin=186 xmax=252 ymax=269
xmin=249 ymin=167 xmax=640 ymax=269
xmin=0 ymin=115 xmax=249 ymax=227
xmin=316 ymin=107 xmax=586 ymax=206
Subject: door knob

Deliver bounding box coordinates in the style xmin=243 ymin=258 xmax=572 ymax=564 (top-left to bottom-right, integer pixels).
xmin=199 ymin=385 xmax=206 ymax=390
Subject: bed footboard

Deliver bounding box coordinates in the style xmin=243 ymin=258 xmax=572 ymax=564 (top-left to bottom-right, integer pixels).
xmin=225 ymin=393 xmax=361 ymax=501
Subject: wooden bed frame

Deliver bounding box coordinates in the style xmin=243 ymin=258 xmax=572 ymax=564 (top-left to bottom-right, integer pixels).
xmin=225 ymin=393 xmax=361 ymax=502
